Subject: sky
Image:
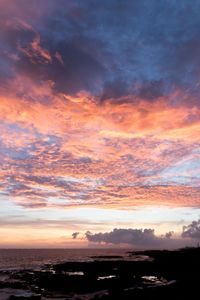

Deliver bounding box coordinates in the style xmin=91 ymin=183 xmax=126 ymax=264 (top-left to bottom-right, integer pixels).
xmin=1 ymin=0 xmax=200 ymax=248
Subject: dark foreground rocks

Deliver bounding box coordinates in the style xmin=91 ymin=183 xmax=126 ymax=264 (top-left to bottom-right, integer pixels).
xmin=0 ymin=247 xmax=200 ymax=299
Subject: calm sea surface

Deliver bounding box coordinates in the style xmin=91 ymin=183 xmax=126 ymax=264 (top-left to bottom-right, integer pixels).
xmin=0 ymin=248 xmax=133 ymax=270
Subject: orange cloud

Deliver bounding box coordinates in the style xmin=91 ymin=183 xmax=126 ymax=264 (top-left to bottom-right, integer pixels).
xmin=0 ymin=77 xmax=200 ymax=209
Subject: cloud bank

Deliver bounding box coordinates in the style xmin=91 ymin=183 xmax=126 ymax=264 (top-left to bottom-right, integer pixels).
xmin=84 ymin=224 xmax=198 ymax=249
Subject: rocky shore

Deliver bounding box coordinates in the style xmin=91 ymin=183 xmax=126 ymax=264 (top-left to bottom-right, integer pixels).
xmin=0 ymin=247 xmax=200 ymax=299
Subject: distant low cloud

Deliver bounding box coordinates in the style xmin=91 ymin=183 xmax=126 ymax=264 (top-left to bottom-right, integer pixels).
xmin=165 ymin=231 xmax=174 ymax=239
xmin=85 ymin=228 xmax=176 ymax=249
xmin=182 ymin=220 xmax=200 ymax=239
xmin=72 ymin=232 xmax=80 ymax=239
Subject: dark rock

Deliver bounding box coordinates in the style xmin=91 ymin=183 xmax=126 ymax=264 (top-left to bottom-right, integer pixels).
xmin=9 ymin=295 xmax=41 ymax=300
xmin=2 ymin=248 xmax=200 ymax=300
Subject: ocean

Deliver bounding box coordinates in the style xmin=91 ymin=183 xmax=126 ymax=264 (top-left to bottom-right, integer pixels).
xmin=0 ymin=248 xmax=143 ymax=299
xmin=0 ymin=248 xmax=132 ymax=270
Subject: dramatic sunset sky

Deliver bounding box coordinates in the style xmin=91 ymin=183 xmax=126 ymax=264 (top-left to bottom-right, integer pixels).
xmin=1 ymin=0 xmax=200 ymax=248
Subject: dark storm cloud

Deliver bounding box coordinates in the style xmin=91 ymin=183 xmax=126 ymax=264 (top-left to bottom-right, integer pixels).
xmin=2 ymin=0 xmax=200 ymax=101
xmin=17 ymin=39 xmax=106 ymax=94
xmin=136 ymin=80 xmax=165 ymax=100
xmin=74 ymin=0 xmax=200 ymax=101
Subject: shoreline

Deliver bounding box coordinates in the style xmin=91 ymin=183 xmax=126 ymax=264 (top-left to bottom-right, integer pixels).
xmin=0 ymin=247 xmax=199 ymax=299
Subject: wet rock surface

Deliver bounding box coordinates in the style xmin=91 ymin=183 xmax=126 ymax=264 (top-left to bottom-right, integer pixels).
xmin=0 ymin=248 xmax=200 ymax=299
